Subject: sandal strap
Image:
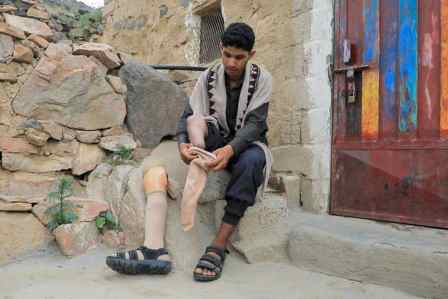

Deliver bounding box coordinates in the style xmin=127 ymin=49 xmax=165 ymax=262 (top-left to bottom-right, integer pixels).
xmin=116 ymin=246 xmax=169 ymax=260
xmin=200 ymin=253 xmax=222 ymax=267
xmin=128 ymin=250 xmax=138 ymax=260
xmin=197 ymin=260 xmax=221 ymax=274
xmin=204 ymin=245 xmax=228 ymax=262
xmin=138 ymin=246 xmax=169 ymax=260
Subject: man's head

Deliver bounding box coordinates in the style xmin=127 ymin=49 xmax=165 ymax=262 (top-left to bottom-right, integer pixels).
xmin=220 ymin=22 xmax=256 ymax=80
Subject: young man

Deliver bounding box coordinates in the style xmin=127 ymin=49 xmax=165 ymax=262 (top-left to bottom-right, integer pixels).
xmin=177 ymin=22 xmax=272 ymax=282
xmin=106 ymin=22 xmax=272 ymax=282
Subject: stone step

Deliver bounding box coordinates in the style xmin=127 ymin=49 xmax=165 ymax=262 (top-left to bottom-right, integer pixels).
xmin=287 ymin=208 xmax=448 ymax=299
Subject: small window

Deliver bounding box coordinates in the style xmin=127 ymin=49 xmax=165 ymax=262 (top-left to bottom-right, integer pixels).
xmin=199 ymin=9 xmax=225 ymax=64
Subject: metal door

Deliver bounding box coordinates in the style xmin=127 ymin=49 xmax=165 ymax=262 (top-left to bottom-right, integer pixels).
xmin=331 ymin=0 xmax=448 ymax=228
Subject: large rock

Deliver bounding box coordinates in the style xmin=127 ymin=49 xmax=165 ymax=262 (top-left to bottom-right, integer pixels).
xmin=165 ymin=199 xmax=214 ymax=271
xmin=44 ymin=42 xmax=72 ymax=59
xmin=27 ymin=34 xmax=49 ymax=48
xmin=84 ymin=141 xmax=236 ymax=260
xmin=1 ymin=140 xmax=81 ymax=174
xmin=103 ymin=164 xmax=135 ymax=237
xmin=4 ymin=13 xmax=53 ymax=39
xmin=0 ymin=72 xmax=17 ymax=82
xmin=39 ymin=120 xmax=64 ymax=141
xmin=0 ymin=5 xmax=17 ymax=13
xmin=21 ymin=39 xmax=42 ymax=58
xmin=2 ymin=152 xmax=73 ymax=173
xmin=86 ymin=163 xmax=113 ymax=202
xmin=73 ymin=43 xmax=121 ymax=70
xmin=0 ymin=33 xmax=13 ymax=63
xmin=72 ymin=143 xmax=105 ymax=175
xmin=99 ymin=134 xmax=137 ymax=152
xmin=118 ymin=166 xmax=146 ymax=246
xmin=53 ymin=222 xmax=99 ymax=256
xmin=0 ymin=200 xmax=32 ymax=211
xmin=119 ymin=62 xmax=187 ymax=148
xmin=0 ymin=194 xmax=46 ymax=205
xmin=25 ymin=127 xmax=50 ymax=146
xmin=0 ymin=22 xmax=26 ymax=39
xmin=0 ymin=212 xmax=54 ymax=265
xmin=106 ymin=75 xmax=126 ymax=94
xmin=12 ymin=54 xmax=126 ymax=130
xmin=75 ymin=130 xmax=101 ymax=144
xmin=27 ymin=5 xmax=50 ymax=20
xmin=0 ymin=136 xmax=38 ymax=154
xmin=13 ymin=43 xmax=33 ymax=64
xmin=215 ymin=193 xmax=289 ymax=264
xmin=33 ymin=196 xmax=109 ymax=226
xmin=0 ymin=170 xmax=57 ymax=199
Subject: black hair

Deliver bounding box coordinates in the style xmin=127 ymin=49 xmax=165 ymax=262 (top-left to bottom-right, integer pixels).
xmin=221 ymin=22 xmax=255 ymax=52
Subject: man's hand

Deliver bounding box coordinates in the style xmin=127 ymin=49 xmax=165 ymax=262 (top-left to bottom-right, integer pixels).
xmin=179 ymin=143 xmax=196 ymax=164
xmin=206 ymin=145 xmax=234 ymax=171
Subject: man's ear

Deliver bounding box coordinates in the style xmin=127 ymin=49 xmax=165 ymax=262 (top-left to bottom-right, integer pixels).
xmin=249 ymin=49 xmax=256 ymax=59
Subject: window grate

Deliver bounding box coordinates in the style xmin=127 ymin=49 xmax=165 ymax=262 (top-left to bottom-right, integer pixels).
xmin=199 ymin=10 xmax=225 ymax=64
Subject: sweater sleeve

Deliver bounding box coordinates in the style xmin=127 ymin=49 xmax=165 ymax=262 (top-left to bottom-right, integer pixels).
xmin=176 ymin=100 xmax=193 ymax=145
xmin=228 ymin=102 xmax=269 ymax=155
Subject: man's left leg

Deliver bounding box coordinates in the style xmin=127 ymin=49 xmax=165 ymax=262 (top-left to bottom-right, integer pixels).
xmin=193 ymin=145 xmax=266 ymax=281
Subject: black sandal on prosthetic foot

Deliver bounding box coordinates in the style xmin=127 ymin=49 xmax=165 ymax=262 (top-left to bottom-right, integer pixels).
xmin=106 ymin=246 xmax=171 ymax=275
xmin=193 ymin=245 xmax=228 ymax=282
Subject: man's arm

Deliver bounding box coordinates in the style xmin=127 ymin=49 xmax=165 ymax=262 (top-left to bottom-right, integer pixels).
xmin=228 ymin=103 xmax=269 ymax=155
xmin=176 ymin=100 xmax=197 ymax=164
xmin=176 ymin=100 xmax=194 ymax=145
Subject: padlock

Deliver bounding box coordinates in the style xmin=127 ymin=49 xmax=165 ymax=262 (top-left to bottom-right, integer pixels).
xmin=347 ymin=81 xmax=356 ymax=103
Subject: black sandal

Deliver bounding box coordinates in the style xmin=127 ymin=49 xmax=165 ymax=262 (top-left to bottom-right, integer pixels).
xmin=106 ymin=246 xmax=171 ymax=275
xmin=193 ymin=245 xmax=228 ymax=282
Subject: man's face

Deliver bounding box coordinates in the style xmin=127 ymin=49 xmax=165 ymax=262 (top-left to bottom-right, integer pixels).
xmin=221 ymin=46 xmax=255 ymax=81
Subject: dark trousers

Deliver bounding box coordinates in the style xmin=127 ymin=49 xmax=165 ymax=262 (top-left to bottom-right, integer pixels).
xmin=205 ymin=124 xmax=266 ymax=225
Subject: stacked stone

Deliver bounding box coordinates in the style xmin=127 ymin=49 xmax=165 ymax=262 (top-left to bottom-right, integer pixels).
xmin=0 ymin=0 xmax=139 ymax=263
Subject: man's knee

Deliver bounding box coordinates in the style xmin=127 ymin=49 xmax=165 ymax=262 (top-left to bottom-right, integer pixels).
xmin=143 ymin=166 xmax=168 ymax=193
xmin=235 ymin=146 xmax=265 ymax=170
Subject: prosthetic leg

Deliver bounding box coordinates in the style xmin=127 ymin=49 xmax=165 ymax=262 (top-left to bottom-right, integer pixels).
xmin=106 ymin=165 xmax=172 ymax=275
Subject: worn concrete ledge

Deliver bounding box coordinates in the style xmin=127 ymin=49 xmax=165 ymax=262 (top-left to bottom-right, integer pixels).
xmin=288 ymin=209 xmax=448 ymax=299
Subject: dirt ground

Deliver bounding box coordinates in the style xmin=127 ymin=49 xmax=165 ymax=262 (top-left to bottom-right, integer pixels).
xmin=0 ymin=245 xmax=420 ymax=299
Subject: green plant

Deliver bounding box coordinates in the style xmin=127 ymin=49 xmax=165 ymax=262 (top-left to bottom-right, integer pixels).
xmin=45 ymin=176 xmax=78 ymax=231
xmin=116 ymin=145 xmax=133 ymax=160
xmin=95 ymin=210 xmax=120 ymax=233
xmin=106 ymin=145 xmax=135 ymax=166
xmin=69 ymin=9 xmax=103 ymax=41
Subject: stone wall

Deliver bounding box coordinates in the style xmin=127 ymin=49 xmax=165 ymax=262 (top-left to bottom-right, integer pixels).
xmin=101 ymin=0 xmax=334 ymax=213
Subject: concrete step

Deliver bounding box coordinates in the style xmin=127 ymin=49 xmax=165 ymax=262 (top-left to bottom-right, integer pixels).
xmin=287 ymin=208 xmax=448 ymax=299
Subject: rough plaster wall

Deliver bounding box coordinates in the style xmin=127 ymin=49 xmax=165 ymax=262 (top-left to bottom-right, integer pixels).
xmin=101 ymin=0 xmax=334 ymax=213
xmin=102 ymin=0 xmax=190 ymax=64
xmin=294 ymin=0 xmax=332 ymax=213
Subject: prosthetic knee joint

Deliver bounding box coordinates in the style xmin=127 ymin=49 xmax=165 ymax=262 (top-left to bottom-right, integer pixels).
xmin=143 ymin=166 xmax=168 ymax=194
